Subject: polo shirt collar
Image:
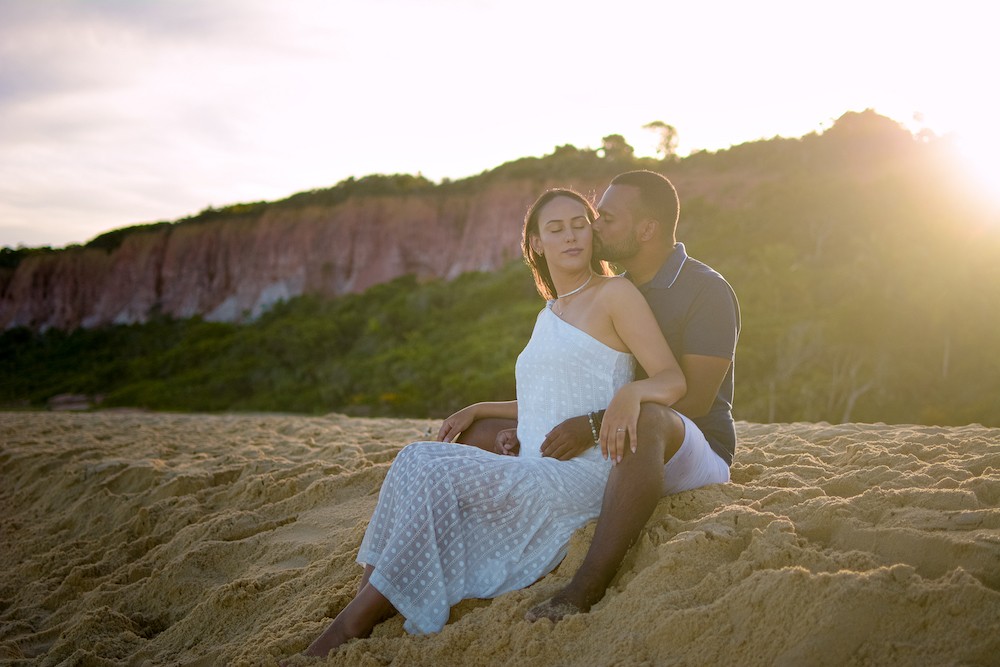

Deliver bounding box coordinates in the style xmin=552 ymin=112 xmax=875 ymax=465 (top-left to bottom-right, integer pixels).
xmin=632 ymin=242 xmax=688 ymax=290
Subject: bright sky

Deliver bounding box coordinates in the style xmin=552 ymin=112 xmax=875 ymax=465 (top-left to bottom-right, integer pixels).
xmin=1 ymin=0 xmax=997 ymax=248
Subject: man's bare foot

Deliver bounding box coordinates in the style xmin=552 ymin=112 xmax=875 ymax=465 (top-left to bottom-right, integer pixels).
xmin=525 ymin=595 xmax=583 ymax=623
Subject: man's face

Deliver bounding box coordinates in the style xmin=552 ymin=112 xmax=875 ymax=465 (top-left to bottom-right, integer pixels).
xmin=593 ymin=184 xmax=642 ymax=263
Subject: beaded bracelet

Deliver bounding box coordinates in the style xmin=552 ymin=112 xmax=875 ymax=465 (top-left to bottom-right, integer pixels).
xmin=587 ymin=411 xmax=601 ymax=448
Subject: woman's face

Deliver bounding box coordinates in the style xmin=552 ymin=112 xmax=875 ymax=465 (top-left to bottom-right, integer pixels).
xmin=530 ymin=196 xmax=593 ymax=270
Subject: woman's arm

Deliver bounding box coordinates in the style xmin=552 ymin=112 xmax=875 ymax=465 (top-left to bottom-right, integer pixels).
xmin=437 ymin=401 xmax=518 ymax=443
xmin=599 ymin=280 xmax=686 ymax=462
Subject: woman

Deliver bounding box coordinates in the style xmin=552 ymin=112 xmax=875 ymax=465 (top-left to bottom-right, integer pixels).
xmin=298 ymin=189 xmax=685 ymax=657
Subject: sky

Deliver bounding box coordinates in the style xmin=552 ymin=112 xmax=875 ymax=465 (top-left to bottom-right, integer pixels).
xmin=1 ymin=0 xmax=998 ymax=249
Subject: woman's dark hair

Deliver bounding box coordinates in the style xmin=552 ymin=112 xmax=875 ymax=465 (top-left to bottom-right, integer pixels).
xmin=521 ymin=188 xmax=611 ymax=300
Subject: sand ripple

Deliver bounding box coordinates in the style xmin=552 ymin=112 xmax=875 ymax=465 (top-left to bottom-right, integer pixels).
xmin=1 ymin=414 xmax=998 ymax=665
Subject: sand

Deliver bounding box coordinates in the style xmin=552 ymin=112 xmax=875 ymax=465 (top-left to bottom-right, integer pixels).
xmin=1 ymin=412 xmax=999 ymax=666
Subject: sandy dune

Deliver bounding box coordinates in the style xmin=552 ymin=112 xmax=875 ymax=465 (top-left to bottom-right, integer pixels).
xmin=1 ymin=412 xmax=998 ymax=666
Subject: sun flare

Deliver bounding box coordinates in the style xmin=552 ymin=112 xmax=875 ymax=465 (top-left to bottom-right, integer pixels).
xmin=952 ymin=130 xmax=1000 ymax=213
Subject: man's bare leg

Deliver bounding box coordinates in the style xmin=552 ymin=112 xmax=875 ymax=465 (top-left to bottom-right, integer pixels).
xmin=454 ymin=417 xmax=517 ymax=453
xmin=302 ymin=582 xmax=396 ymax=657
xmin=526 ymin=404 xmax=684 ymax=620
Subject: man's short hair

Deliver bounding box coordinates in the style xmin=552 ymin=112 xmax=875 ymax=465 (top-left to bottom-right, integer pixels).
xmin=610 ymin=170 xmax=680 ymax=240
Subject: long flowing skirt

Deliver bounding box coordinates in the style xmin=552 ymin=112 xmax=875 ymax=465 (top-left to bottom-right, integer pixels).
xmin=357 ymin=441 xmax=611 ymax=634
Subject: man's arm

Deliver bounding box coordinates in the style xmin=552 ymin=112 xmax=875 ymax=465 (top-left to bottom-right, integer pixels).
xmin=542 ymin=266 xmax=737 ymax=461
xmin=670 ymin=353 xmax=731 ymax=418
xmin=539 ymin=353 xmax=729 ymax=460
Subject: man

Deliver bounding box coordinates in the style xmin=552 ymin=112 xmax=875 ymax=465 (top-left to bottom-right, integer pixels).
xmin=464 ymin=170 xmax=740 ymax=620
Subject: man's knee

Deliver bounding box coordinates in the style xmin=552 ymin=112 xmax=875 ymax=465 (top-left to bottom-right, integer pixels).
xmin=456 ymin=417 xmax=516 ymax=451
xmin=606 ymin=405 xmax=675 ymax=495
xmin=635 ymin=404 xmax=685 ymax=463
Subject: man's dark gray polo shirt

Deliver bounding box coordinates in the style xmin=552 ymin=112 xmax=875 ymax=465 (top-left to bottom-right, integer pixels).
xmin=632 ymin=243 xmax=740 ymax=465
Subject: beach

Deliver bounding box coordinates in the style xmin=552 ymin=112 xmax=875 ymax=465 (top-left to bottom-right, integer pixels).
xmin=1 ymin=412 xmax=998 ymax=666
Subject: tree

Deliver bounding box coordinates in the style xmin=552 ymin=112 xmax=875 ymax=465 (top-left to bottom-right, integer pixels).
xmin=600 ymin=134 xmax=634 ymax=161
xmin=643 ymin=120 xmax=679 ymax=160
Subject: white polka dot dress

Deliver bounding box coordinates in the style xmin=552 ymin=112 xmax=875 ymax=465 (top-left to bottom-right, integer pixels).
xmin=357 ymin=303 xmax=635 ymax=634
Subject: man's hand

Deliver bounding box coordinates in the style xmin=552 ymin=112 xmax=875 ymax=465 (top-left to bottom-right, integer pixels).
xmin=495 ymin=428 xmax=519 ymax=456
xmin=540 ymin=415 xmax=595 ymax=460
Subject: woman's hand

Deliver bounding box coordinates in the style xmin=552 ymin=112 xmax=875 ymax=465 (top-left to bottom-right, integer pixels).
xmin=495 ymin=428 xmax=520 ymax=456
xmin=437 ymin=405 xmax=478 ymax=443
xmin=599 ymin=384 xmax=642 ymax=464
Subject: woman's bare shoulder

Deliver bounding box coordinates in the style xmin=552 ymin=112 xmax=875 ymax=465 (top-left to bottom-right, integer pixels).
xmin=594 ymin=274 xmax=643 ymax=300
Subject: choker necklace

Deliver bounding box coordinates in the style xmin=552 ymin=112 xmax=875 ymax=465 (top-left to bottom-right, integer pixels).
xmin=557 ymin=273 xmax=594 ymax=299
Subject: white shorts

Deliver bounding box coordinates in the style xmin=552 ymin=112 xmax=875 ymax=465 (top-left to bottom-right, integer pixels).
xmin=662 ymin=411 xmax=730 ymax=495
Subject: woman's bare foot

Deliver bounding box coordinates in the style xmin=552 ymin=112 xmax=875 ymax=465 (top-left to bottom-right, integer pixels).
xmin=302 ymin=614 xmax=369 ymax=657
xmin=300 ymin=583 xmax=396 ymax=658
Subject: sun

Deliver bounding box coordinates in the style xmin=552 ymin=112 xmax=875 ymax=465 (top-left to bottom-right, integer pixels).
xmin=950 ymin=128 xmax=1000 ymax=215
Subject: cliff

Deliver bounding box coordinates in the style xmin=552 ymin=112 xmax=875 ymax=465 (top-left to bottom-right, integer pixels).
xmin=0 ymin=178 xmax=596 ymax=330
xmin=1 ymin=110 xmax=954 ymax=333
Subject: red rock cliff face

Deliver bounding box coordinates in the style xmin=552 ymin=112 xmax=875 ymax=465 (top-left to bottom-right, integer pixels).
xmin=1 ymin=178 xmax=604 ymax=330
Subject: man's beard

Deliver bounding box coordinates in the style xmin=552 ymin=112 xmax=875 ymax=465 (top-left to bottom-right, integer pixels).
xmin=595 ymin=234 xmax=640 ymax=263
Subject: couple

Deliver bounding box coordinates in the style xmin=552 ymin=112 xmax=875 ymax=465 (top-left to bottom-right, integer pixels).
xmin=299 ymin=170 xmax=740 ymax=657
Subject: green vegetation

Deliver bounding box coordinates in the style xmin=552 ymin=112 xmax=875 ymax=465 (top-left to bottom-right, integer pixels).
xmin=0 ymin=245 xmax=59 ymax=269
xmin=2 ymin=110 xmax=999 ymax=426
xmin=0 ymin=263 xmax=541 ymax=417
xmin=85 ymin=222 xmax=173 ymax=253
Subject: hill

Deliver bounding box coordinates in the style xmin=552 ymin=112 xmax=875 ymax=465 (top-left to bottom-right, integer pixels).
xmin=2 ymin=110 xmax=999 ymax=426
